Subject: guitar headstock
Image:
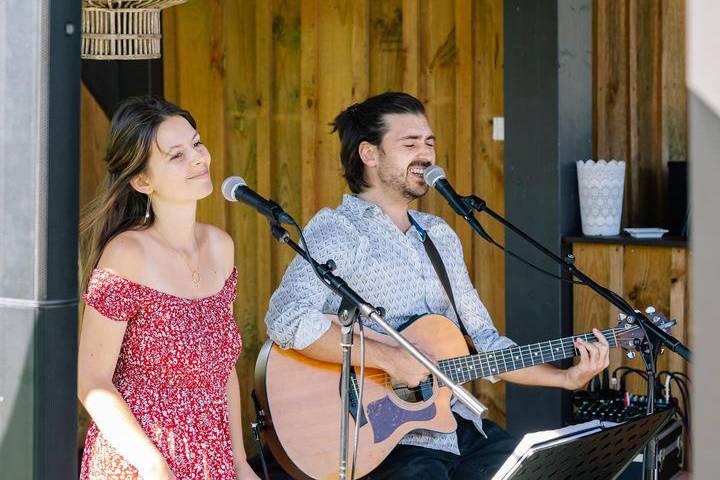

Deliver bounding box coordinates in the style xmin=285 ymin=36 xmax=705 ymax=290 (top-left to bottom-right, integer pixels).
xmin=614 ymin=308 xmax=676 ymax=353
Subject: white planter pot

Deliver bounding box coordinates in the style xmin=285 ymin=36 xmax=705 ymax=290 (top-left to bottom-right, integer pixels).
xmin=576 ymin=160 xmax=626 ymax=236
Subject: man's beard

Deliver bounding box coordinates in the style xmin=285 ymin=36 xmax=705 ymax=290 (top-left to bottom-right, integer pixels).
xmin=377 ymin=151 xmax=430 ymax=200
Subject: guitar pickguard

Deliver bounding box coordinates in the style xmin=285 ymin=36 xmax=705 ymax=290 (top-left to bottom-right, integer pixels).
xmin=366 ymin=396 xmax=436 ymax=443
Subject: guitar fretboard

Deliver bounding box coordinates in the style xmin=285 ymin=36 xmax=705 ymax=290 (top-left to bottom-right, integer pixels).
xmin=436 ymin=328 xmax=621 ymax=386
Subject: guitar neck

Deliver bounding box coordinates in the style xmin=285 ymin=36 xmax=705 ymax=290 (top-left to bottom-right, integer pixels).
xmin=437 ymin=328 xmax=620 ymax=385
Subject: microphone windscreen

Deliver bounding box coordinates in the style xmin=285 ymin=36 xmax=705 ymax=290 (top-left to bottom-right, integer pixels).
xmin=423 ymin=165 xmax=447 ymax=187
xmin=221 ymin=176 xmax=247 ymax=201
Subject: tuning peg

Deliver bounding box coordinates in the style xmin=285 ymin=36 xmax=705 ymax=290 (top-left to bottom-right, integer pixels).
xmin=645 ymin=306 xmax=656 ymax=314
xmin=618 ymin=313 xmax=627 ymax=321
xmin=626 ymin=351 xmax=636 ymax=360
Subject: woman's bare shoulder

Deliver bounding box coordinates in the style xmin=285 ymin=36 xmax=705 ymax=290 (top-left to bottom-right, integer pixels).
xmin=95 ymin=229 xmax=149 ymax=281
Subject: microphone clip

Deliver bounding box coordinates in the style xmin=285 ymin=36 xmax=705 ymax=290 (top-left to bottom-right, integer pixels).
xmin=462 ymin=195 xmax=487 ymax=213
xmin=266 ymin=199 xmax=294 ymax=225
xmin=270 ymin=223 xmax=291 ymax=244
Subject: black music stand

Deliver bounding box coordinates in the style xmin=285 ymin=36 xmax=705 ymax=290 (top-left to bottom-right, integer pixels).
xmin=492 ymin=409 xmax=674 ymax=480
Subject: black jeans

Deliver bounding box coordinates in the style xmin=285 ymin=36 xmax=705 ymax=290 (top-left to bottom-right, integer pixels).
xmin=363 ymin=415 xmax=518 ymax=480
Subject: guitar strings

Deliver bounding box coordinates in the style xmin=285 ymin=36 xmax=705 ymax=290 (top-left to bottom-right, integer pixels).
xmin=361 ymin=328 xmax=621 ymax=383
xmin=356 ymin=327 xmax=630 ymax=395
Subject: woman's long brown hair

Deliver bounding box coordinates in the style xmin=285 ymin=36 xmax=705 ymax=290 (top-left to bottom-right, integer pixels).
xmin=79 ymin=96 xmax=196 ymax=292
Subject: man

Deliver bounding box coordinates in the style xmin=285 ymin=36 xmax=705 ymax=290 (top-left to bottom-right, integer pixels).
xmin=265 ymin=92 xmax=609 ymax=479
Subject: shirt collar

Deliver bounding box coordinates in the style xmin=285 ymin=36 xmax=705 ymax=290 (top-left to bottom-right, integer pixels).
xmin=340 ymin=194 xmax=427 ymax=241
xmin=342 ymin=193 xmax=382 ymax=215
xmin=340 ymin=194 xmax=384 ymax=218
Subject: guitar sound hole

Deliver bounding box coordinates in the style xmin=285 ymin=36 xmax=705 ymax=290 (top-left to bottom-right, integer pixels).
xmin=391 ymin=377 xmax=434 ymax=403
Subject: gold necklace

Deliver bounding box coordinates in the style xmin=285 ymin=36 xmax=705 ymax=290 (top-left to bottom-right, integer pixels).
xmin=154 ymin=228 xmax=201 ymax=288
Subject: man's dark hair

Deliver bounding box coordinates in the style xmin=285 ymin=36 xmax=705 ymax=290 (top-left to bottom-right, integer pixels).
xmin=332 ymin=92 xmax=425 ymax=194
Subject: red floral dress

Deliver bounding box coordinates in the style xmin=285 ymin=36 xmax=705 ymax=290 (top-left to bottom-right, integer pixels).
xmin=80 ymin=268 xmax=243 ymax=480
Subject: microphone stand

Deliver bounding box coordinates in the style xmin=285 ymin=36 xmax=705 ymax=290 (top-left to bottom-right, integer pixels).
xmin=460 ymin=194 xmax=692 ymax=480
xmin=266 ymin=221 xmax=489 ymax=480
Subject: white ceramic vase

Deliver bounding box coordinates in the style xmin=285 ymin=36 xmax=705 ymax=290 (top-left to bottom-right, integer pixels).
xmin=576 ymin=159 xmax=626 ymax=236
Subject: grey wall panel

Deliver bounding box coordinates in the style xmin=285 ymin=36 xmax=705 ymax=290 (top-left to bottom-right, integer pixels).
xmin=0 ymin=308 xmax=35 ymax=475
xmin=46 ymin=0 xmax=81 ymax=300
xmin=0 ymin=0 xmax=44 ymax=299
xmin=0 ymin=0 xmax=80 ymax=477
xmin=504 ymin=0 xmax=591 ymax=435
xmin=34 ymin=306 xmax=79 ymax=477
xmin=689 ymin=91 xmax=720 ymax=478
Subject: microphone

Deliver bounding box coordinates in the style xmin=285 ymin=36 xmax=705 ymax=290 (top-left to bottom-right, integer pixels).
xmin=423 ymin=166 xmax=474 ymax=218
xmin=423 ymin=165 xmax=493 ymax=242
xmin=222 ymin=176 xmax=294 ymax=225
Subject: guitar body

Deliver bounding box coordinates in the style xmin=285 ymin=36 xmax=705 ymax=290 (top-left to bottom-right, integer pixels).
xmin=254 ymin=306 xmax=668 ymax=479
xmin=254 ymin=314 xmax=471 ymax=480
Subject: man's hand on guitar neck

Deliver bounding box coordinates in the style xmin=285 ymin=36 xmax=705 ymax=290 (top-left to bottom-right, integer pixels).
xmin=497 ymin=328 xmax=611 ymax=391
xmin=563 ymin=328 xmax=611 ymax=390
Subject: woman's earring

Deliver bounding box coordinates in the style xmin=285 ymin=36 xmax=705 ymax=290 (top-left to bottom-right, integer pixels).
xmin=144 ymin=194 xmax=151 ymax=224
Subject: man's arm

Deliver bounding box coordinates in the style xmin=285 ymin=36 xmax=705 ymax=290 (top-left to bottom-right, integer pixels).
xmin=498 ymin=329 xmax=610 ymax=389
xmin=265 ymin=210 xmax=431 ymax=387
xmin=436 ymin=222 xmax=610 ymax=389
xmin=299 ymin=318 xmax=432 ymax=388
xmin=264 ymin=209 xmax=351 ymax=350
xmin=434 ymin=222 xmax=516 ymax=357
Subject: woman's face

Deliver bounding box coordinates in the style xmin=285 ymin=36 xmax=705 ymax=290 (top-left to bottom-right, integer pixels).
xmin=143 ymin=115 xmax=213 ymax=202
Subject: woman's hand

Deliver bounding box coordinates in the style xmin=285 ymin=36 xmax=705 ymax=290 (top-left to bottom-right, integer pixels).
xmin=139 ymin=457 xmax=177 ymax=480
xmin=235 ymin=461 xmax=261 ymax=480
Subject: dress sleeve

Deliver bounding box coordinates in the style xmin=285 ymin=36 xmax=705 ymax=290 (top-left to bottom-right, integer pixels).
xmin=223 ymin=267 xmax=238 ymax=305
xmin=82 ymin=269 xmax=143 ymax=322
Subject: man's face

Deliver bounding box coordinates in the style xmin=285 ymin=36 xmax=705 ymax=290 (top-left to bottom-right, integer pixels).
xmin=375 ymin=113 xmax=436 ymax=201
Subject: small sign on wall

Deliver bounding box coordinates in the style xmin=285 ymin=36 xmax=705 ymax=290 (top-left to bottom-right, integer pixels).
xmin=492 ymin=117 xmax=504 ymax=141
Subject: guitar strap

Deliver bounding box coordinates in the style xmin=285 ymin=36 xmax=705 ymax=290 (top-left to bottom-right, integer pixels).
xmin=412 ymin=215 xmax=479 ymax=355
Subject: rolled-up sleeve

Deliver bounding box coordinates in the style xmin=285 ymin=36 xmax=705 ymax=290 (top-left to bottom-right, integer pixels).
xmin=264 ymin=209 xmax=360 ymax=350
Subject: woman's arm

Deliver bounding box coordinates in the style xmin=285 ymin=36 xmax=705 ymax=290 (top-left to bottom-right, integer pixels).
xmin=226 ymin=369 xmax=259 ymax=479
xmin=212 ymin=224 xmax=259 ymax=478
xmin=78 ymin=305 xmax=175 ymax=479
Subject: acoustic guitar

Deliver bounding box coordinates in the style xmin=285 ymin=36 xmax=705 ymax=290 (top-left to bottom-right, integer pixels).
xmin=254 ymin=311 xmax=673 ymax=479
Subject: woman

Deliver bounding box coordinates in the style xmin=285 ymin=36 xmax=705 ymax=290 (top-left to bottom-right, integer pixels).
xmin=77 ymin=96 xmax=259 ymax=480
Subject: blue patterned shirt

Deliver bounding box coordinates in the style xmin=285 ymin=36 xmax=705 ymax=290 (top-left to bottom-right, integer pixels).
xmin=264 ymin=194 xmax=516 ymax=455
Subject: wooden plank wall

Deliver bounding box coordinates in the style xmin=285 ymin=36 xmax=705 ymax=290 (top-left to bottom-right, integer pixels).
xmin=78 ymin=0 xmax=689 ymax=456
xmin=594 ymin=0 xmax=687 ymax=228
xmin=161 ymin=0 xmax=507 ymax=451
xmin=77 ymin=83 xmax=111 ymax=448
xmin=572 ymin=243 xmax=689 ymax=410
xmin=589 ymin=0 xmax=689 ymax=417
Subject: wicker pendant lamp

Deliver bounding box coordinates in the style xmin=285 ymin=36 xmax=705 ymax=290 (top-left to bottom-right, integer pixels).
xmin=81 ymin=0 xmax=188 ymax=60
